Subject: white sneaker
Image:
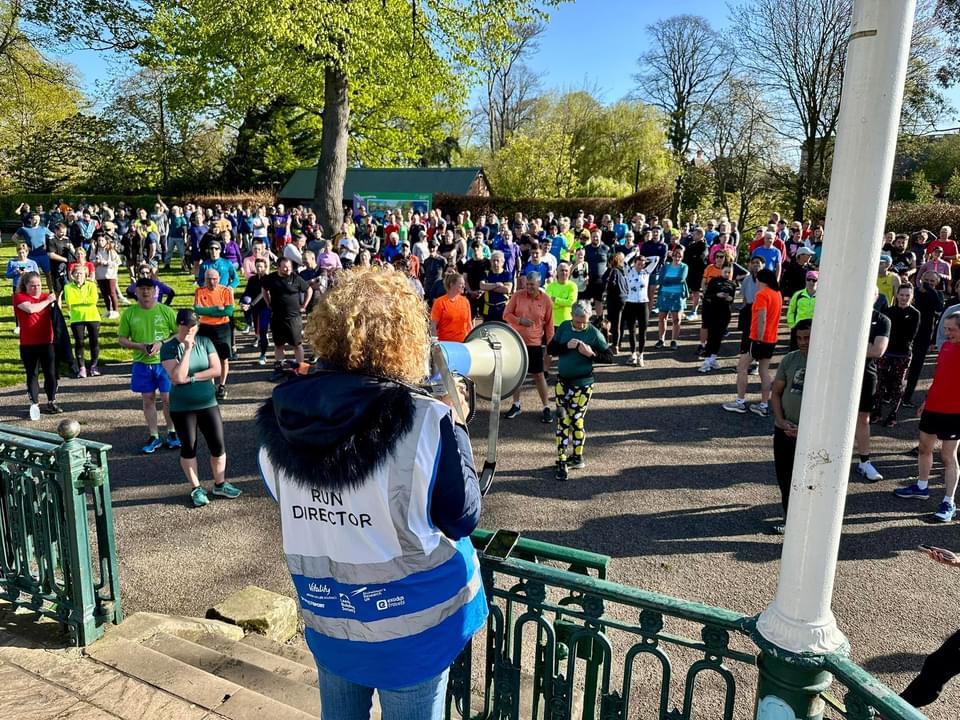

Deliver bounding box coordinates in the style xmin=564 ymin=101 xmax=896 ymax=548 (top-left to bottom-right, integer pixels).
xmin=257 ymin=354 xmax=267 ymax=366
xmin=13 ymin=326 xmax=20 ymax=335
xmin=856 ymin=461 xmax=883 ymax=482
xmin=119 ymin=296 xmax=131 ymax=305
xmin=709 ymin=358 xmax=721 ymax=370
xmin=637 ymin=353 xmax=644 ymax=368
xmin=29 ymin=403 xmax=40 ymax=421
xmin=629 ymin=352 xmax=638 ymax=366
xmin=698 ymin=360 xmax=712 ymax=373
xmin=687 ymin=312 xmax=699 ymax=322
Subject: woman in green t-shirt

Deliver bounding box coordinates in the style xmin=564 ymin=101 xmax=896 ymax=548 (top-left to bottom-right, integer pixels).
xmin=546 ymin=302 xmax=614 ymax=481
xmin=160 ymin=309 xmax=242 ymax=508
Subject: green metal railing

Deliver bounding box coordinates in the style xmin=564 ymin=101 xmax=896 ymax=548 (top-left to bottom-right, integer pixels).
xmin=448 ymin=533 xmax=926 ymax=720
xmin=0 ymin=420 xmax=121 ymax=645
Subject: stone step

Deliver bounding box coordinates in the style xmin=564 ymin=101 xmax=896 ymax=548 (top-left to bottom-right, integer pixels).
xmin=87 ymin=635 xmax=313 ymax=720
xmin=191 ymin=633 xmax=318 ymax=687
xmin=238 ymin=634 xmax=316 ymax=670
xmin=142 ymin=632 xmax=320 ymax=716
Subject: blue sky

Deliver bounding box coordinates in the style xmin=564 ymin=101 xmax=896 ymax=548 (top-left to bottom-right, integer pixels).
xmin=64 ymin=0 xmax=959 ymax=125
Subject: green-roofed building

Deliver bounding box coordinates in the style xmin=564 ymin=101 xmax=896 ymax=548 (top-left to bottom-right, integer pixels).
xmin=279 ymin=166 xmax=491 ymax=205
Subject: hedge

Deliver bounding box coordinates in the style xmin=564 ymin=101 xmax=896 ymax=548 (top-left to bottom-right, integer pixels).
xmin=885 ymin=202 xmax=960 ymax=233
xmin=432 ymin=185 xmax=674 ymax=222
xmin=0 ymin=191 xmax=277 ymax=219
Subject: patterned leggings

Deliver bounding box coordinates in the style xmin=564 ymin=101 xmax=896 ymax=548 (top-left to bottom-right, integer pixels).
xmin=874 ymin=354 xmax=911 ymax=419
xmin=555 ymin=381 xmax=594 ymax=462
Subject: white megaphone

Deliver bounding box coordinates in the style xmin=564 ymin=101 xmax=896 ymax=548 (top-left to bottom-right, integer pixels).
xmin=431 ymin=321 xmax=528 ymax=495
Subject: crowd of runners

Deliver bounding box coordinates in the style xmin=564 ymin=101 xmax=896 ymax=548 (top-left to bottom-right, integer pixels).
xmin=5 ymin=197 xmax=960 ymax=713
xmin=4 ymin=199 xmax=960 ymax=512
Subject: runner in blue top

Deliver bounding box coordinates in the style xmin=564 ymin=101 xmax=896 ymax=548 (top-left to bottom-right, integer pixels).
xmin=656 ymin=246 xmax=689 ymax=349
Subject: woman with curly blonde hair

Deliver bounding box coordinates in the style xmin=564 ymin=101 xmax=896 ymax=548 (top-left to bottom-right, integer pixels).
xmin=257 ymin=269 xmax=487 ymax=719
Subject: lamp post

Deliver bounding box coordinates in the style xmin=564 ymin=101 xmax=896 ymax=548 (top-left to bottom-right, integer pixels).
xmin=753 ymin=1 xmax=917 ymax=718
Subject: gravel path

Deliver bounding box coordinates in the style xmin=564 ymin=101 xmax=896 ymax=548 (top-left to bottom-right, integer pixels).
xmin=0 ymin=332 xmax=955 ymax=718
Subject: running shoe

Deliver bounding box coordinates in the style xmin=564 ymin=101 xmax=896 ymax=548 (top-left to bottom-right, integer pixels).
xmin=13 ymin=326 xmax=20 ymax=335
xmin=697 ymin=344 xmax=706 ymax=358
xmin=767 ymin=524 xmax=785 ymax=536
xmin=212 ymin=482 xmax=242 ymax=499
xmin=142 ymin=436 xmax=164 ymax=454
xmin=654 ymin=339 xmax=665 ymax=348
xmin=89 ymin=366 xmax=101 ymax=377
xmin=708 ymin=358 xmax=721 ymax=371
xmin=165 ymin=432 xmax=181 ymax=450
xmin=78 ymin=366 xmax=87 ymax=379
xmin=504 ymin=404 xmax=521 ymax=420
xmin=686 ymin=312 xmax=699 ymax=322
xmin=934 ymin=500 xmax=956 ymax=523
xmin=28 ymin=403 xmax=40 ymax=421
xmin=855 ymin=461 xmax=883 ymax=482
xmin=722 ymin=399 xmax=747 ymax=414
xmin=555 ymin=461 xmax=568 ymax=481
xmin=45 ymin=402 xmax=63 ymax=414
xmin=568 ymin=457 xmax=586 ymax=470
xmin=541 ymin=407 xmax=554 ymax=424
xmin=216 ymin=384 xmax=228 ymax=401
xmin=257 ymin=354 xmax=267 ymax=366
xmin=749 ymin=403 xmax=770 ymax=418
xmin=893 ymin=483 xmax=930 ymax=500
xmin=747 ymin=362 xmax=759 ymax=376
xmin=670 ymin=340 xmax=678 ymax=349
xmin=637 ymin=353 xmax=644 ymax=368
xmin=698 ymin=360 xmax=713 ymax=373
xmin=191 ymin=486 xmax=210 ymax=507
xmin=629 ymin=352 xmax=638 ymax=366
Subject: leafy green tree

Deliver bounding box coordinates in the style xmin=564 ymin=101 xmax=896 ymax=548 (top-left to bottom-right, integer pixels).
xmin=921 ymin=133 xmax=960 ymax=187
xmin=147 ymin=0 xmax=559 ymax=231
xmin=943 ymin=168 xmax=960 ymax=204
xmin=911 ymin=169 xmax=936 ymax=204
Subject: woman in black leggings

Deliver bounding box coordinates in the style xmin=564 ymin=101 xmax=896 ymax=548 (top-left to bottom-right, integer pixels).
xmin=698 ymin=265 xmax=737 ymax=373
xmin=13 ymin=272 xmax=60 ymax=419
xmin=622 ymin=253 xmax=660 ymax=367
xmin=159 ymin=309 xmax=242 ymax=508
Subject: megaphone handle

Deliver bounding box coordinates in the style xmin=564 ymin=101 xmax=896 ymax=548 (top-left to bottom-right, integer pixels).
xmin=479 ymin=461 xmax=496 ymax=496
xmin=431 ymin=344 xmax=468 ymax=425
xmin=483 ymin=344 xmax=503 ymax=485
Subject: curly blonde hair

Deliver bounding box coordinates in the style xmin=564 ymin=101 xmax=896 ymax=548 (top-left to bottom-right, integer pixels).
xmin=305 ymin=268 xmax=429 ymax=384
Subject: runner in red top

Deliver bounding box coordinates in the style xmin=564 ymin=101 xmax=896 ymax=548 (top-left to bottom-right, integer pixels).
xmin=895 ymin=312 xmax=960 ymax=521
xmin=13 ymin=271 xmax=60 ymax=418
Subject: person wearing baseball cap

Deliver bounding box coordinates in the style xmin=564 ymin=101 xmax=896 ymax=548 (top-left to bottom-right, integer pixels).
xmin=877 ymin=253 xmax=900 ymax=308
xmin=787 ymin=270 xmax=819 ymax=350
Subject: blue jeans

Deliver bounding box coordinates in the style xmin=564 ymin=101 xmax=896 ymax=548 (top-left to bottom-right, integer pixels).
xmin=318 ymin=666 xmax=448 ymax=720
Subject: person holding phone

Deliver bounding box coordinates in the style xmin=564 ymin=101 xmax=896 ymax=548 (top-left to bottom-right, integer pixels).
xmin=161 ymin=310 xmax=240 ymax=507
xmin=117 ymin=278 xmax=180 ymax=454
xmin=256 ymin=269 xmax=486 ymax=720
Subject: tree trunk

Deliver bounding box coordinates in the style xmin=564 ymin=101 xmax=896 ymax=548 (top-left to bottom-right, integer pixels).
xmin=670 ymin=170 xmax=684 ymax=224
xmin=314 ymin=65 xmax=350 ymax=235
xmin=157 ymin=92 xmax=169 ymax=189
xmin=794 ymin=136 xmax=816 ymax=220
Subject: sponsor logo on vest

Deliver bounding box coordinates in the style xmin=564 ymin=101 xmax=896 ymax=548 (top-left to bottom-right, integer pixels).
xmin=375 ymin=596 xmax=406 ymax=611
xmin=339 ymin=593 xmax=356 ymax=614
xmin=309 ymin=582 xmax=331 ymax=594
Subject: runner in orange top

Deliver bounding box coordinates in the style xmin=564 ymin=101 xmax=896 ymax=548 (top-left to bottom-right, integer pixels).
xmin=723 ymin=269 xmax=782 ymax=417
xmin=430 ymin=272 xmax=473 ymax=342
xmin=193 ymin=268 xmax=234 ymax=399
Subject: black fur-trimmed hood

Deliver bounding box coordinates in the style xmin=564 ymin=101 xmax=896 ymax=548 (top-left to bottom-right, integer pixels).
xmin=256 ymin=371 xmax=415 ymax=492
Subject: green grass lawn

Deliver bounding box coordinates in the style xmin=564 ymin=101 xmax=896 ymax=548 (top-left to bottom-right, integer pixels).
xmin=0 ymin=243 xmax=204 ymax=388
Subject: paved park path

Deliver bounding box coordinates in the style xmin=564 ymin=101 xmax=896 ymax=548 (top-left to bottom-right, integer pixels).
xmin=0 ymin=332 xmax=955 ymax=719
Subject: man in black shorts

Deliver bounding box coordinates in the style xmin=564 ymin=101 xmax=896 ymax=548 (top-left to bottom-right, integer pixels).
xmin=854 ymin=299 xmax=891 ymax=481
xmin=583 ymin=229 xmax=610 ymax=319
xmin=263 ymin=258 xmax=312 ymax=380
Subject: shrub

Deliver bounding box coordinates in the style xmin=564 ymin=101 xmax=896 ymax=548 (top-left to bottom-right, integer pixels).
xmin=885 ymin=202 xmax=960 ymax=233
xmin=433 ymin=184 xmax=673 ymax=222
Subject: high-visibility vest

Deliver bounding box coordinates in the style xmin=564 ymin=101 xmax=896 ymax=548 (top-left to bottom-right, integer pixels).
xmin=259 ymin=394 xmax=487 ymax=689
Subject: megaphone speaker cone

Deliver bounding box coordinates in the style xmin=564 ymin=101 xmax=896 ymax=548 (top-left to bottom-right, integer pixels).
xmin=462 ymin=321 xmax=529 ymax=400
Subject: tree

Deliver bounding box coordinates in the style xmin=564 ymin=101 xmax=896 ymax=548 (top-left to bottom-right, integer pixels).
xmin=730 ymin=0 xmax=849 ymax=221
xmin=473 ymin=21 xmax=544 ymax=153
xmin=633 ymin=15 xmax=732 ymax=221
xmin=700 ymin=77 xmax=783 ymax=230
xmin=486 ymin=92 xmax=671 ymax=198
xmin=921 ymin=132 xmax=960 ymax=186
xmin=944 ymin=167 xmax=960 ymax=204
xmin=148 ymin=0 xmax=559 ymax=234
xmin=911 ymin=168 xmax=936 ymax=204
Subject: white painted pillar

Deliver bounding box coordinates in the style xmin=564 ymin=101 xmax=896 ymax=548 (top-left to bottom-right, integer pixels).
xmin=756 ymin=0 xmax=917 ymax=654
